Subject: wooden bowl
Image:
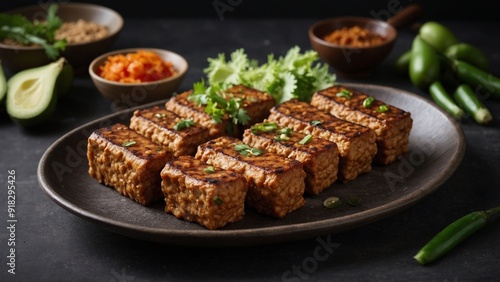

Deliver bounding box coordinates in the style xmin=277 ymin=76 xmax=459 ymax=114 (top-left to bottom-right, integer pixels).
xmin=309 ymin=17 xmax=397 ymax=79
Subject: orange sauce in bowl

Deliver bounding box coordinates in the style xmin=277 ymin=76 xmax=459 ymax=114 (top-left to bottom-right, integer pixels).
xmin=323 ymin=26 xmax=386 ymax=47
xmin=99 ymin=50 xmax=177 ymax=83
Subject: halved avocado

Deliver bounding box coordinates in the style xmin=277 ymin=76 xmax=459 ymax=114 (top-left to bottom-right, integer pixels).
xmin=6 ymin=58 xmax=66 ymax=127
xmin=0 ymin=63 xmax=6 ymax=106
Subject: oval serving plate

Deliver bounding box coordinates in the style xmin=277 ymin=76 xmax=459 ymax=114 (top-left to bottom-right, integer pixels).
xmin=37 ymin=83 xmax=465 ymax=246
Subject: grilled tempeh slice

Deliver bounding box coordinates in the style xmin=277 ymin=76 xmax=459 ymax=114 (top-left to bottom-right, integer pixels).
xmin=87 ymin=123 xmax=173 ymax=206
xmin=165 ymin=84 xmax=275 ymax=138
xmin=130 ymin=106 xmax=210 ymax=157
xmin=242 ymin=122 xmax=339 ymax=195
xmin=310 ymin=85 xmax=413 ymax=165
xmin=165 ymin=90 xmax=232 ymax=138
xmin=161 ymin=155 xmax=248 ymax=230
xmin=223 ymin=84 xmax=276 ymax=128
xmin=195 ymin=136 xmax=306 ymax=218
xmin=267 ymin=99 xmax=377 ymax=182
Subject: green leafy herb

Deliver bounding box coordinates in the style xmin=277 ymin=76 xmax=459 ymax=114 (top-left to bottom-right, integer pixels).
xmin=204 ymin=166 xmax=216 ymax=173
xmin=298 ymin=134 xmax=313 ymax=145
xmin=173 ymin=119 xmax=195 ymax=130
xmin=0 ymin=4 xmax=67 ymax=59
xmin=378 ymin=104 xmax=390 ymax=113
xmin=363 ymin=96 xmax=375 ymax=108
xmin=122 ymin=140 xmax=136 ymax=147
xmin=311 ymin=120 xmax=322 ymax=126
xmin=234 ymin=143 xmax=264 ymax=157
xmin=213 ymin=195 xmax=223 ymax=205
xmin=188 ymin=80 xmax=250 ymax=126
xmin=336 ymin=89 xmax=351 ymax=99
xmin=251 ymin=122 xmax=278 ymax=133
xmin=203 ymin=46 xmax=336 ymax=104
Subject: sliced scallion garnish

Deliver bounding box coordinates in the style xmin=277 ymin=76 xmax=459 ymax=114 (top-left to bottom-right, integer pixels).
xmin=323 ymin=196 xmax=342 ymax=209
xmin=173 ymin=119 xmax=195 ymax=130
xmin=122 ymin=140 xmax=136 ymax=147
xmin=336 ymin=89 xmax=351 ymax=99
xmin=298 ymin=134 xmax=313 ymax=145
xmin=204 ymin=166 xmax=216 ymax=173
xmin=311 ymin=120 xmax=322 ymax=126
xmin=378 ymin=104 xmax=390 ymax=113
xmin=363 ymin=96 xmax=375 ymax=108
xmin=213 ymin=195 xmax=223 ymax=205
xmin=251 ymin=122 xmax=278 ymax=133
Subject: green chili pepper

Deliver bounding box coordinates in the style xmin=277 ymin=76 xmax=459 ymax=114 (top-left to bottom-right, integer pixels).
xmin=452 ymin=60 xmax=500 ymax=101
xmin=453 ymin=84 xmax=492 ymax=124
xmin=444 ymin=43 xmax=489 ymax=71
xmin=394 ymin=49 xmax=412 ymax=76
xmin=409 ymin=35 xmax=440 ymax=89
xmin=414 ymin=207 xmax=500 ymax=265
xmin=428 ymin=81 xmax=463 ymax=120
xmin=419 ymin=21 xmax=458 ymax=52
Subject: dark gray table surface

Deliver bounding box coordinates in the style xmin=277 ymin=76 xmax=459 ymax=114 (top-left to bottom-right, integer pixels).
xmin=1 ymin=18 xmax=499 ymax=282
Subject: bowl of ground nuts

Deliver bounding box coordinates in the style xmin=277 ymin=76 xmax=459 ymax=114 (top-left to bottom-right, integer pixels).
xmin=0 ymin=2 xmax=123 ymax=74
xmin=308 ymin=4 xmax=423 ymax=78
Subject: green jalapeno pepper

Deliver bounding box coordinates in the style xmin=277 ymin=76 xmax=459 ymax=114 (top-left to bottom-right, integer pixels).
xmin=452 ymin=59 xmax=500 ymax=101
xmin=394 ymin=50 xmax=412 ymax=75
xmin=445 ymin=43 xmax=489 ymax=71
xmin=414 ymin=207 xmax=500 ymax=265
xmin=409 ymin=35 xmax=440 ymax=89
xmin=453 ymin=84 xmax=492 ymax=124
xmin=419 ymin=21 xmax=458 ymax=52
xmin=428 ymin=81 xmax=463 ymax=120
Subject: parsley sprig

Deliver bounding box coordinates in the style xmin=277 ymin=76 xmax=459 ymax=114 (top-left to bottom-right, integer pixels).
xmin=0 ymin=4 xmax=67 ymax=59
xmin=188 ymin=80 xmax=250 ymax=126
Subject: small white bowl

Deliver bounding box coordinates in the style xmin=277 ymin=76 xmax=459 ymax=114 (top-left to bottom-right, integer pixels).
xmin=89 ymin=48 xmax=188 ymax=107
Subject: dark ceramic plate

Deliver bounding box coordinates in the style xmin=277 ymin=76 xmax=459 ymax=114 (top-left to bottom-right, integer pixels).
xmin=38 ymin=83 xmax=465 ymax=246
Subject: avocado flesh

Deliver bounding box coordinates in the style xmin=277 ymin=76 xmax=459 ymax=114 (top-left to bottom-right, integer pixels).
xmin=6 ymin=58 xmax=65 ymax=126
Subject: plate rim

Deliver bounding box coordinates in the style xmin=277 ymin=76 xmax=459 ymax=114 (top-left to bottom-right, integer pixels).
xmin=37 ymin=83 xmax=466 ymax=246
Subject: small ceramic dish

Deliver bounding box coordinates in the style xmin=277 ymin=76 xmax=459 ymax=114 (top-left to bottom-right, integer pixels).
xmin=89 ymin=48 xmax=188 ymax=107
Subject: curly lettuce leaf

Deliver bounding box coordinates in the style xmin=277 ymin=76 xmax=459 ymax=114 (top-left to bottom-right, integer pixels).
xmin=203 ymin=46 xmax=336 ymax=103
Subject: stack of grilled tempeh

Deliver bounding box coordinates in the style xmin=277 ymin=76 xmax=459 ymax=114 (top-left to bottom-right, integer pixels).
xmin=87 ymin=84 xmax=412 ymax=229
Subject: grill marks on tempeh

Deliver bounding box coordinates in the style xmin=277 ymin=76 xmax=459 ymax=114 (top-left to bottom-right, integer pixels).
xmin=242 ymin=122 xmax=339 ymax=195
xmin=129 ymin=106 xmax=210 ymax=157
xmin=161 ymin=155 xmax=248 ymax=230
xmin=267 ymin=99 xmax=377 ymax=182
xmin=310 ymin=85 xmax=413 ymax=165
xmin=195 ymin=136 xmax=306 ymax=218
xmin=87 ymin=123 xmax=173 ymax=206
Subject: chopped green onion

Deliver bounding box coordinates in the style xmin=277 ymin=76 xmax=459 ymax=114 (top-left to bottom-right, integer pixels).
xmin=213 ymin=195 xmax=223 ymax=205
xmin=363 ymin=97 xmax=375 ymax=108
xmin=275 ymin=133 xmax=290 ymax=141
xmin=174 ymin=119 xmax=195 ymax=130
xmin=336 ymin=89 xmax=351 ymax=99
xmin=156 ymin=147 xmax=163 ymax=151
xmin=154 ymin=113 xmax=166 ymax=119
xmin=276 ymin=127 xmax=292 ymax=136
xmin=122 ymin=140 xmax=136 ymax=147
xmin=378 ymin=104 xmax=390 ymax=113
xmin=251 ymin=122 xmax=278 ymax=133
xmin=234 ymin=143 xmax=264 ymax=156
xmin=323 ymin=197 xmax=342 ymax=209
xmin=347 ymin=197 xmax=362 ymax=206
xmin=298 ymin=134 xmax=313 ymax=145
xmin=204 ymin=166 xmax=216 ymax=173
xmin=311 ymin=120 xmax=322 ymax=126
xmin=250 ymin=147 xmax=265 ymax=156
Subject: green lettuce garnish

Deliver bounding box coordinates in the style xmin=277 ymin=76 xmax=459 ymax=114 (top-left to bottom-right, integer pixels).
xmin=203 ymin=46 xmax=336 ymax=104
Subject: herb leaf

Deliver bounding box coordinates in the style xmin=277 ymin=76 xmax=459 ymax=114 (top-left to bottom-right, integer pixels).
xmin=0 ymin=4 xmax=67 ymax=59
xmin=173 ymin=119 xmax=195 ymax=131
